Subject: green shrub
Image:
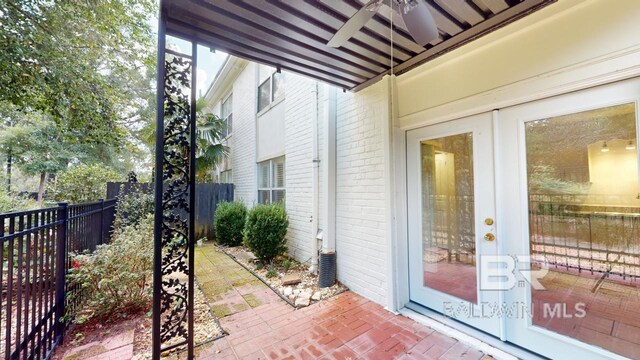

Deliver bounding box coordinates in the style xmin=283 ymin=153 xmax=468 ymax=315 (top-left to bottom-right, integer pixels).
xmin=214 ymin=201 xmax=247 ymax=246
xmin=52 ymin=164 xmax=122 ymax=203
xmin=243 ymin=203 xmax=288 ymax=262
xmin=67 ymin=214 xmax=154 ymax=321
xmin=0 ymin=190 xmax=37 ymax=213
xmin=113 ymin=186 xmax=154 ymax=229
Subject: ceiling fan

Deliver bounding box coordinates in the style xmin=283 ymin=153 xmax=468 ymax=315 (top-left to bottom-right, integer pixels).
xmin=327 ymin=0 xmax=439 ymax=48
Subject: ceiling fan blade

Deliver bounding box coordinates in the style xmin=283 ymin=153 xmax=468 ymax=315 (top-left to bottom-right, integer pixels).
xmin=400 ymin=0 xmax=439 ymax=46
xmin=327 ymin=0 xmax=382 ymax=48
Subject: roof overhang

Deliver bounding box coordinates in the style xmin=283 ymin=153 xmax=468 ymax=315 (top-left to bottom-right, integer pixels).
xmin=162 ymin=0 xmax=556 ymax=92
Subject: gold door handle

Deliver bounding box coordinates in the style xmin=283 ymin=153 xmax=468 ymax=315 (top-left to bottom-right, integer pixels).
xmin=484 ymin=233 xmax=495 ymax=241
xmin=485 ymin=218 xmax=494 ymax=226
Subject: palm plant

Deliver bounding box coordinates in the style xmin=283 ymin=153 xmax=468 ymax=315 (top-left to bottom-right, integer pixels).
xmin=195 ymin=109 xmax=228 ymax=182
xmin=140 ymin=98 xmax=228 ymax=183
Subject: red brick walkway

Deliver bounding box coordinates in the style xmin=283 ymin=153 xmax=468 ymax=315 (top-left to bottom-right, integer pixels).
xmin=197 ymin=291 xmax=489 ymax=360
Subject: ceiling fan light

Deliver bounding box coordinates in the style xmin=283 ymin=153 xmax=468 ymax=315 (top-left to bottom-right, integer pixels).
xmin=626 ymin=140 xmax=636 ymax=150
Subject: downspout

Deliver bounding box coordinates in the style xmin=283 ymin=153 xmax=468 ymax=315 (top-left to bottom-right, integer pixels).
xmin=318 ymin=85 xmax=337 ymax=288
xmin=310 ymin=82 xmax=319 ymax=274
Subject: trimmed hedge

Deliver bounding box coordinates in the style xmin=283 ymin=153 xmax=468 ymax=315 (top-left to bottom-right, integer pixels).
xmin=214 ymin=201 xmax=248 ymax=246
xmin=243 ymin=203 xmax=288 ymax=262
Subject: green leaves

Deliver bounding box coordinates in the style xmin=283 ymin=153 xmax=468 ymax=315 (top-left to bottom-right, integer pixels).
xmin=195 ymin=109 xmax=229 ymax=182
xmin=214 ymin=201 xmax=247 ymax=246
xmin=0 ymin=0 xmax=156 ymax=146
xmin=51 ymin=164 xmax=123 ymax=203
xmin=243 ymin=204 xmax=289 ymax=263
xmin=0 ymin=105 xmax=74 ymax=176
xmin=67 ymin=214 xmax=155 ymax=321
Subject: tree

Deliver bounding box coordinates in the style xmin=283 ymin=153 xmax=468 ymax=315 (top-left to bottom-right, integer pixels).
xmin=52 ymin=164 xmax=122 ymax=203
xmin=195 ymin=100 xmax=228 ymax=182
xmin=0 ymin=0 xmax=156 ymax=145
xmin=0 ymin=0 xmax=157 ymax=195
xmin=0 ymin=110 xmax=77 ymax=205
xmin=0 ymin=101 xmax=24 ymax=192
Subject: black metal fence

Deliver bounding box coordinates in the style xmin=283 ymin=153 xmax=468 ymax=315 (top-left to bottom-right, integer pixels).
xmin=0 ymin=199 xmax=116 ymax=360
xmin=107 ymin=182 xmax=233 ymax=241
xmin=529 ymin=194 xmax=640 ymax=278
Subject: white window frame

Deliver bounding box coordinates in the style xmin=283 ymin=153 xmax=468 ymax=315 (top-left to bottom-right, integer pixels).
xmin=257 ymin=71 xmax=285 ymax=113
xmin=220 ymin=169 xmax=233 ymax=184
xmin=221 ymin=93 xmax=232 ymax=138
xmin=257 ymin=156 xmax=285 ymax=204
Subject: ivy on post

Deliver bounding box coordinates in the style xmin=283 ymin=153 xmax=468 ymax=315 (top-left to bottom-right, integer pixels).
xmin=152 ymin=9 xmax=197 ymax=359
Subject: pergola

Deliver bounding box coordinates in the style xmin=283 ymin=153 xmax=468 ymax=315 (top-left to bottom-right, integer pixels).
xmin=152 ymin=0 xmax=555 ymax=358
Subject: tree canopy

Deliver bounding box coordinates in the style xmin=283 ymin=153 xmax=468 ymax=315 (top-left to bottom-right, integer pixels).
xmin=0 ymin=0 xmax=156 ymax=146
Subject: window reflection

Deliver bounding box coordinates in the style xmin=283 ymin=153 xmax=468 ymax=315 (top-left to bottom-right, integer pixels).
xmin=526 ymin=103 xmax=640 ymax=358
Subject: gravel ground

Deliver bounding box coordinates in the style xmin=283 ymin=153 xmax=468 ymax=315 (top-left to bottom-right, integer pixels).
xmin=223 ymin=245 xmax=347 ymax=308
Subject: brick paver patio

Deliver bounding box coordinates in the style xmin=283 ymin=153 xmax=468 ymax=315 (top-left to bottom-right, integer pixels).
xmin=55 ymin=245 xmax=493 ymax=359
xmin=195 ymin=244 xmax=491 ymax=360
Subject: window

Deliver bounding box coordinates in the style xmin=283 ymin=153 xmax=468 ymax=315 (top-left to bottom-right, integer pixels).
xmin=257 ymin=156 xmax=285 ymax=204
xmin=221 ymin=94 xmax=232 ymax=137
xmin=257 ymin=72 xmax=285 ymax=113
xmin=220 ymin=169 xmax=233 ymax=184
xmin=272 ymin=72 xmax=284 ymax=100
xmin=258 ymin=78 xmax=271 ymax=112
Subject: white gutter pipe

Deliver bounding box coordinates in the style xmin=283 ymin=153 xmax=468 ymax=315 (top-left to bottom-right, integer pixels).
xmin=310 ymin=82 xmax=320 ymax=274
xmin=322 ymin=86 xmax=337 ymax=253
xmin=318 ymin=85 xmax=337 ymax=288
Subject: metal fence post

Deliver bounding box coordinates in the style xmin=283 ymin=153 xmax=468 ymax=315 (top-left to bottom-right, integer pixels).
xmin=54 ymin=202 xmax=68 ymax=344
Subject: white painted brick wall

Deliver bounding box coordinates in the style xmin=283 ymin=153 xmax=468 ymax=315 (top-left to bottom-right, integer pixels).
xmin=283 ymin=73 xmax=316 ymax=264
xmin=229 ymin=63 xmax=257 ymax=208
xmin=334 ymin=81 xmax=388 ymax=305
xmin=204 ymin=63 xmax=390 ymax=307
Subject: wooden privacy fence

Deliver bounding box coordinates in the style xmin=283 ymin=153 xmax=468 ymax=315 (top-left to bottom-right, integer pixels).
xmin=0 ymin=199 xmax=117 ymax=360
xmin=107 ymin=182 xmax=234 ymax=241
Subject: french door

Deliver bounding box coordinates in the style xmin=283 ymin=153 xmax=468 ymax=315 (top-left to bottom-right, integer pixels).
xmin=407 ymin=112 xmax=502 ymax=336
xmin=407 ymin=77 xmax=640 ymax=359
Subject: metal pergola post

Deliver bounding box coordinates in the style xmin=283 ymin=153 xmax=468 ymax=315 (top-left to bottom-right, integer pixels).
xmin=152 ymin=6 xmax=197 ymax=359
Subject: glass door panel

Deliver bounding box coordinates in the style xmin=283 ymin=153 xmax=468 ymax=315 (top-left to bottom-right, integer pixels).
xmin=421 ymin=133 xmax=478 ymax=304
xmin=524 ymin=103 xmax=640 ymax=358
